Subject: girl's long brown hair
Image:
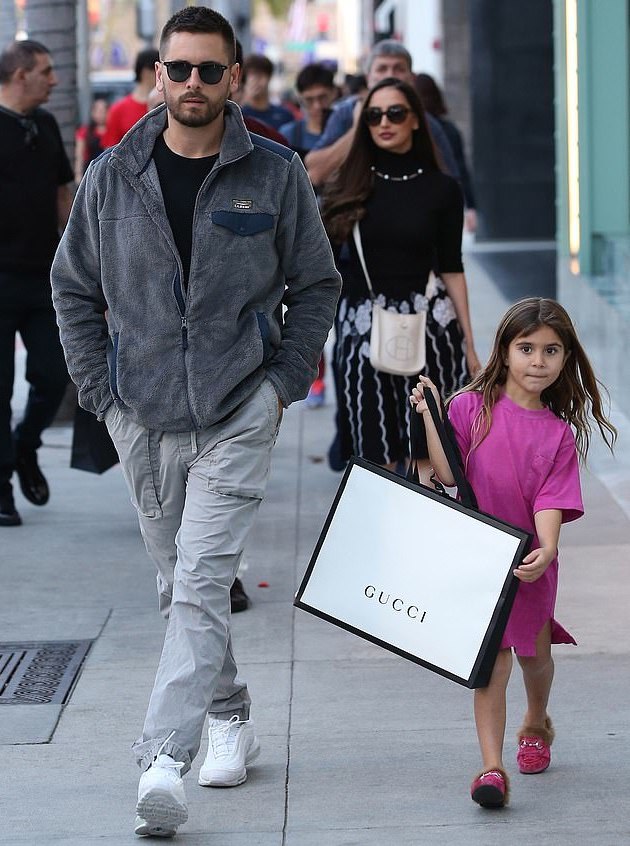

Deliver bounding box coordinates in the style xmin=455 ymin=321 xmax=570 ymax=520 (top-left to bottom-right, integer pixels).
xmin=449 ymin=298 xmax=617 ymax=462
xmin=321 ymin=78 xmax=441 ymax=244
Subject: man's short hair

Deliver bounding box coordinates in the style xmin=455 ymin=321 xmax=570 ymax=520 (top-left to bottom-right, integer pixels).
xmin=134 ymin=48 xmax=160 ymax=82
xmin=296 ymin=63 xmax=334 ymax=94
xmin=242 ymin=54 xmax=274 ymax=83
xmin=159 ymin=6 xmax=236 ymax=65
xmin=0 ymin=40 xmax=49 ymax=85
xmin=365 ymin=39 xmax=412 ymax=74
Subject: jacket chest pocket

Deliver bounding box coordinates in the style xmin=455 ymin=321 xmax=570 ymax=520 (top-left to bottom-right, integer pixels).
xmin=211 ymin=210 xmax=275 ymax=236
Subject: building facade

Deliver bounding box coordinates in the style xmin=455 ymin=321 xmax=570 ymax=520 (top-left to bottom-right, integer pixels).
xmin=554 ymin=0 xmax=630 ymax=418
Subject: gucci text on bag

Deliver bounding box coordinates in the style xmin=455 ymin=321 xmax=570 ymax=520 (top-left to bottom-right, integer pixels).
xmin=364 ymin=585 xmax=427 ymax=622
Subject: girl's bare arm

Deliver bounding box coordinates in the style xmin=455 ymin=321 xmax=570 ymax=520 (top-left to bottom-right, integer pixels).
xmin=514 ymin=508 xmax=562 ymax=582
xmin=410 ymin=376 xmax=455 ymax=486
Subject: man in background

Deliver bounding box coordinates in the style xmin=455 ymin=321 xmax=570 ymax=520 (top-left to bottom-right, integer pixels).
xmin=305 ymin=40 xmax=459 ymax=188
xmin=279 ymin=62 xmax=337 ymax=162
xmin=0 ymin=40 xmax=73 ymax=526
xmin=240 ymin=54 xmax=293 ymax=131
xmin=102 ymin=47 xmax=160 ymax=147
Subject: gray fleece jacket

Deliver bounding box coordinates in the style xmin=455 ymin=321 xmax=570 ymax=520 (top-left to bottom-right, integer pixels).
xmin=51 ymin=101 xmax=340 ymax=431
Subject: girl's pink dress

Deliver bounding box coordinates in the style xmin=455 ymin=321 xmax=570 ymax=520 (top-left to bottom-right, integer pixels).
xmin=447 ymin=391 xmax=583 ymax=656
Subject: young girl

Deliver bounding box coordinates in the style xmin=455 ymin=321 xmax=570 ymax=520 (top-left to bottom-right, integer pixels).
xmin=410 ymin=297 xmax=616 ymax=809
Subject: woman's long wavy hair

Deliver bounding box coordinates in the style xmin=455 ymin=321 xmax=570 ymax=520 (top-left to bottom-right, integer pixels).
xmin=449 ymin=297 xmax=617 ymax=463
xmin=321 ymin=78 xmax=441 ymax=244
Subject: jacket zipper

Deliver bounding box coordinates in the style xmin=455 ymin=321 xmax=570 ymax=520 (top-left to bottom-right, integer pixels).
xmin=188 ymin=164 xmax=221 ymax=282
xmin=171 ymin=267 xmax=198 ymax=428
xmin=172 ymin=268 xmax=188 ymax=349
xmin=181 ymin=316 xmax=188 ymax=350
xmin=174 ymin=163 xmax=220 ymax=354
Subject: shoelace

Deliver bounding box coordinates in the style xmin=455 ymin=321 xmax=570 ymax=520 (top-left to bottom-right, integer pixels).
xmin=153 ymin=730 xmax=185 ymax=776
xmin=210 ymin=715 xmax=244 ymax=758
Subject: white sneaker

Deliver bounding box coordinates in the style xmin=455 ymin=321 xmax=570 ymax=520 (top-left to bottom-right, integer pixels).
xmin=198 ymin=715 xmax=261 ymax=787
xmin=136 ymin=750 xmax=188 ymax=838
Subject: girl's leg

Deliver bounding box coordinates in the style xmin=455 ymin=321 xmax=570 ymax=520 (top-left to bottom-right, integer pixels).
xmin=517 ymin=621 xmax=553 ymax=727
xmin=474 ymin=648 xmax=513 ymax=770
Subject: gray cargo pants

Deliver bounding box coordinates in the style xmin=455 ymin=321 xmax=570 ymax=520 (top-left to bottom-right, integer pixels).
xmin=104 ymin=379 xmax=281 ymax=774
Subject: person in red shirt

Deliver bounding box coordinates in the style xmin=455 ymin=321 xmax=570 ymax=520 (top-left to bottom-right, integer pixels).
xmin=74 ymin=96 xmax=108 ymax=180
xmin=102 ymin=48 xmax=159 ymax=147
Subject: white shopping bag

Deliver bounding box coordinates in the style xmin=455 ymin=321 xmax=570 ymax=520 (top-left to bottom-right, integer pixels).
xmin=295 ymin=457 xmax=531 ymax=688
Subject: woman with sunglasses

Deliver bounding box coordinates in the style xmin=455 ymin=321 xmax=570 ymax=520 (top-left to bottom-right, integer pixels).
xmin=322 ymin=77 xmax=480 ymax=478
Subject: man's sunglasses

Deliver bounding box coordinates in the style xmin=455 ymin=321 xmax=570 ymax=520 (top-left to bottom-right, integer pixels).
xmin=19 ymin=116 xmax=38 ymax=149
xmin=162 ymin=60 xmax=228 ymax=85
xmin=363 ymin=105 xmax=411 ymax=127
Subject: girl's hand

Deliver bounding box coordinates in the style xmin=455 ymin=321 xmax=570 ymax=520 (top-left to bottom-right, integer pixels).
xmin=410 ymin=376 xmax=441 ymax=416
xmin=514 ymin=547 xmax=555 ymax=583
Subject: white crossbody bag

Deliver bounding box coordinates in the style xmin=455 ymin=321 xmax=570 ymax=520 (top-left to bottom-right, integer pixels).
xmin=352 ymin=221 xmax=427 ymax=376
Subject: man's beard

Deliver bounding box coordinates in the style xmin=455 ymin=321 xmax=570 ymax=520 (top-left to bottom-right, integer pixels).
xmin=166 ymin=91 xmax=227 ymax=128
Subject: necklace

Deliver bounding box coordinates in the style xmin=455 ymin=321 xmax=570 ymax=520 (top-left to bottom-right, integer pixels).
xmin=370 ymin=165 xmax=423 ymax=182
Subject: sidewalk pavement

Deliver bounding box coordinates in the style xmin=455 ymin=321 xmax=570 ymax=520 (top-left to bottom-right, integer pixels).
xmin=1 ymin=256 xmax=628 ymax=845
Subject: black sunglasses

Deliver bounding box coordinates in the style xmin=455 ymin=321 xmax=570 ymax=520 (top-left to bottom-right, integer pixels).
xmin=19 ymin=116 xmax=39 ymax=149
xmin=363 ymin=105 xmax=411 ymax=127
xmin=162 ymin=60 xmax=228 ymax=85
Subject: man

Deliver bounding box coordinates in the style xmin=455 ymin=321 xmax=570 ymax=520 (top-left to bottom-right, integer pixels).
xmin=240 ymin=53 xmax=294 ymax=131
xmin=279 ymin=62 xmax=337 ymax=161
xmin=232 ymin=39 xmax=288 ymax=147
xmin=279 ymin=63 xmax=337 ymax=411
xmin=305 ymin=40 xmax=459 ymax=187
xmin=51 ymin=6 xmax=340 ymax=839
xmin=101 ymin=47 xmax=160 ymax=147
xmin=0 ymin=40 xmax=73 ymax=527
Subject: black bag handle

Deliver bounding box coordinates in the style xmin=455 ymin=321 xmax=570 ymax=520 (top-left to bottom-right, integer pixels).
xmin=406 ymin=413 xmax=447 ymax=494
xmin=415 ymin=389 xmax=478 ymax=510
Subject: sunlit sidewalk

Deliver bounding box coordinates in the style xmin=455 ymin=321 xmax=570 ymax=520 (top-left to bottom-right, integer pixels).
xmin=1 ymin=255 xmax=627 ymax=845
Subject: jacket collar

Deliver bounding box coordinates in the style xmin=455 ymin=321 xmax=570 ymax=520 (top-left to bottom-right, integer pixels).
xmin=110 ymin=100 xmax=254 ymax=176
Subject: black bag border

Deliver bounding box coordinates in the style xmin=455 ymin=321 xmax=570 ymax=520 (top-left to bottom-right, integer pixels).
xmin=294 ymin=456 xmax=532 ymax=688
xmin=70 ymin=404 xmax=119 ymax=474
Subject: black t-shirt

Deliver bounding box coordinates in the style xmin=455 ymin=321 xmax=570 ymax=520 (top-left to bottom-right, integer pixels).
xmin=336 ymin=149 xmax=464 ymax=303
xmin=152 ymin=134 xmax=219 ymax=286
xmin=0 ymin=106 xmax=74 ymax=273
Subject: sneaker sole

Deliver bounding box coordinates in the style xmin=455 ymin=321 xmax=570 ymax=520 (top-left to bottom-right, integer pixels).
xmin=134 ymin=816 xmax=176 ymax=838
xmin=136 ymin=789 xmax=188 ymax=830
xmin=198 ymin=739 xmax=261 ymax=787
xmin=471 ymin=784 xmax=505 ymax=808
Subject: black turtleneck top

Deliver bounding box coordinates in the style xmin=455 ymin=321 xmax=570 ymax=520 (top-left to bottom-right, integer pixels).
xmin=339 ymin=149 xmax=464 ymax=303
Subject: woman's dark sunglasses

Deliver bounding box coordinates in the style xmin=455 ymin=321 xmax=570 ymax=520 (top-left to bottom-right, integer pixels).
xmin=162 ymin=60 xmax=228 ymax=85
xmin=363 ymin=105 xmax=411 ymax=127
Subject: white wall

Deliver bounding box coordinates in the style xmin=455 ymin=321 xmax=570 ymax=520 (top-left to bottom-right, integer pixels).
xmin=375 ymin=0 xmax=444 ymax=82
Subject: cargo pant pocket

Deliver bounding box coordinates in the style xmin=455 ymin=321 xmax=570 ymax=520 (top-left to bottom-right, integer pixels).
xmin=204 ymin=380 xmax=279 ymax=500
xmin=104 ymin=405 xmax=162 ymax=518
